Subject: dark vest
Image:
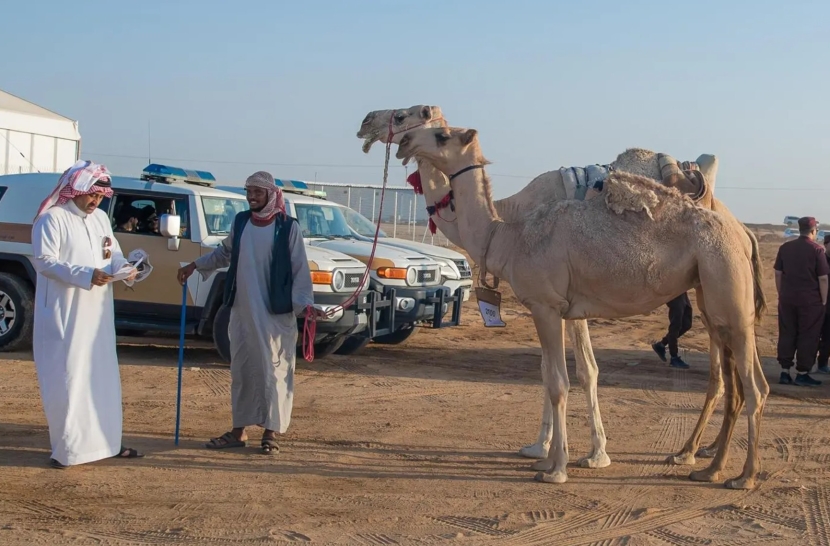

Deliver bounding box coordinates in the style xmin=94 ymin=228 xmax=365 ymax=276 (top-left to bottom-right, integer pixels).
xmin=223 ymin=211 xmax=296 ymax=315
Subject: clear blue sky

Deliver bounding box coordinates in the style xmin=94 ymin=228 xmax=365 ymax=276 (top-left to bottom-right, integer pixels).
xmin=2 ymin=0 xmax=828 ymax=223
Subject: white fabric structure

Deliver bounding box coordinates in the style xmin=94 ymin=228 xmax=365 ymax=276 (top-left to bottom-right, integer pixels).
xmin=0 ymin=89 xmax=81 ymax=175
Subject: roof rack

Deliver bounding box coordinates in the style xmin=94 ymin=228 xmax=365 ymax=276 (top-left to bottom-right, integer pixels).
xmin=140 ymin=164 xmax=216 ymax=187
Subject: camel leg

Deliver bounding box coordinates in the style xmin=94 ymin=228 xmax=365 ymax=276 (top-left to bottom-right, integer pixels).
xmin=569 ymin=320 xmax=610 ymax=469
xmin=689 ymin=346 xmax=745 ymax=483
xmin=521 ymin=369 xmax=553 ymax=460
xmin=725 ymin=339 xmax=769 ymax=490
xmin=530 ymin=307 xmax=571 ymax=484
xmin=669 ymin=298 xmax=725 ymax=465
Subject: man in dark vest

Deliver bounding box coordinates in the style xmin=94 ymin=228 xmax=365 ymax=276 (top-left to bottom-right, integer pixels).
xmin=178 ymin=171 xmax=315 ymax=453
xmin=774 ymin=216 xmax=829 ymax=386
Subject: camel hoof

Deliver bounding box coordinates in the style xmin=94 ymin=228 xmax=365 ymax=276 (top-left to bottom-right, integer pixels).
xmin=668 ymin=452 xmax=696 ymax=466
xmin=696 ymin=447 xmax=717 ymax=459
xmin=689 ymin=469 xmax=721 ymax=483
xmin=578 ymin=452 xmax=611 ymax=469
xmin=531 ymin=459 xmax=553 ymax=472
xmin=534 ymin=470 xmax=568 ymax=484
xmin=519 ymin=444 xmax=549 ymax=459
xmin=725 ymin=477 xmax=756 ymax=490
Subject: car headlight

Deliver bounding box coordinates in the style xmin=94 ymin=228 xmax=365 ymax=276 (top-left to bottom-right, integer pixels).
xmin=406 ymin=267 xmax=418 ymax=286
xmin=332 ymin=270 xmax=346 ymax=291
xmin=431 ymin=257 xmax=459 ymax=280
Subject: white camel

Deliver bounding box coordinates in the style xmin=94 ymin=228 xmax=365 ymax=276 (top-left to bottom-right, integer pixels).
xmin=357 ymin=106 xmax=766 ymax=469
xmin=394 ymin=125 xmax=769 ymax=489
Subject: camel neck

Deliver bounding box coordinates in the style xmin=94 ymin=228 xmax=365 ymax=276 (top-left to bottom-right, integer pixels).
xmin=417 ymin=162 xmax=464 ymax=247
xmin=449 ymin=166 xmax=503 ymax=267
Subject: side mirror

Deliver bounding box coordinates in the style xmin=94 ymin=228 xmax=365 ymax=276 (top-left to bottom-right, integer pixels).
xmin=159 ymin=214 xmax=182 ymax=251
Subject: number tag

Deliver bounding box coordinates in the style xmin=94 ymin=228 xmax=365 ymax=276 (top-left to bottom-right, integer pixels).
xmin=475 ymin=287 xmax=506 ymax=328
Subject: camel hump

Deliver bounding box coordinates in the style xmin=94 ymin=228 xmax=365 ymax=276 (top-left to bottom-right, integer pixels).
xmin=657 ymin=152 xmax=709 ymax=203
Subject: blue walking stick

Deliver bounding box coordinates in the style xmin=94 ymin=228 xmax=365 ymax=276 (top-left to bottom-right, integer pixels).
xmin=175 ymin=281 xmax=187 ymax=445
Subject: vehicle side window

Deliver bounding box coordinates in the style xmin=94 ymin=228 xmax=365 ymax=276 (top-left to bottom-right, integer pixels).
xmin=0 ymin=186 xmax=7 ymax=202
xmin=109 ymin=193 xmax=190 ymax=239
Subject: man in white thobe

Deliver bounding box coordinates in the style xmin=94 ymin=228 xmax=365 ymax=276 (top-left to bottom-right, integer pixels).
xmin=31 ymin=160 xmax=142 ymax=468
xmin=178 ymin=171 xmax=314 ymax=454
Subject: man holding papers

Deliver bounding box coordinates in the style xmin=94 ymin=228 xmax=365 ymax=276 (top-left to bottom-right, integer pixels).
xmin=30 ymin=160 xmax=143 ymax=468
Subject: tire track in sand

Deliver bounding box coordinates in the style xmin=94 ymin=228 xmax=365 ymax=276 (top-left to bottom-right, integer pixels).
xmin=802 ymin=484 xmax=830 ymax=546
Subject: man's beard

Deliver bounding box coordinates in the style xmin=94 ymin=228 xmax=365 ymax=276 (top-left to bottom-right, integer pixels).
xmin=250 ymin=203 xmax=264 ymax=213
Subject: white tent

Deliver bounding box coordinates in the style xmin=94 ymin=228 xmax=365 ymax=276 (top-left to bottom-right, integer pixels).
xmin=0 ymin=89 xmax=81 ymax=175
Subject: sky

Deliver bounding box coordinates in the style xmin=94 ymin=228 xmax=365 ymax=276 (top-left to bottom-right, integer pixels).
xmin=2 ymin=0 xmax=828 ymax=224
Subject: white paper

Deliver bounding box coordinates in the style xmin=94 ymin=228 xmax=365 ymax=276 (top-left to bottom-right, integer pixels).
xmin=478 ymin=300 xmax=506 ymax=328
xmin=108 ymin=258 xmax=140 ymax=284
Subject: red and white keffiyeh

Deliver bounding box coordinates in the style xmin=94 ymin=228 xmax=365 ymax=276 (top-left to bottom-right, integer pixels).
xmin=245 ymin=171 xmax=285 ymax=223
xmin=35 ymin=160 xmax=114 ymax=220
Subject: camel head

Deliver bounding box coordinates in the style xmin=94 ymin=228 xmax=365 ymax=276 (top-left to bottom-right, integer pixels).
xmin=357 ymin=105 xmax=446 ymax=153
xmin=396 ymin=127 xmax=489 ymax=175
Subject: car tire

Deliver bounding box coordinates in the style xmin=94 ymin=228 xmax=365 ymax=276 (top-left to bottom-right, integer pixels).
xmin=334 ymin=334 xmax=370 ymax=355
xmin=306 ymin=336 xmax=346 ymax=361
xmin=0 ymin=273 xmax=35 ymax=352
xmin=212 ymin=304 xmax=231 ymax=363
xmin=372 ymin=325 xmax=419 ymax=345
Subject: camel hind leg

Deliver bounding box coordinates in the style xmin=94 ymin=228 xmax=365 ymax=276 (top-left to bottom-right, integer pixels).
xmin=689 ymin=345 xmax=745 ymax=483
xmin=725 ymin=337 xmax=769 ymax=489
xmin=669 ymin=289 xmax=725 ymax=465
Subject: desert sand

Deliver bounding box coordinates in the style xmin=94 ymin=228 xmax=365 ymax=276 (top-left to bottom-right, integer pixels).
xmin=1 ymin=233 xmax=829 ymax=545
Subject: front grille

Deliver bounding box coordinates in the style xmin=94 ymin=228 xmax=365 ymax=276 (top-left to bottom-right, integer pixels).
xmin=344 ymin=273 xmax=364 ymax=289
xmin=454 ymin=259 xmax=472 ymax=279
xmin=417 ymin=269 xmax=438 ymax=283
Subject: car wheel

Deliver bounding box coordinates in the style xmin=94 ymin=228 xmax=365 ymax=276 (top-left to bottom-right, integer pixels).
xmin=334 ymin=334 xmax=370 ymax=355
xmin=306 ymin=336 xmax=346 ymax=361
xmin=212 ymin=304 xmax=231 ymax=363
xmin=372 ymin=325 xmax=419 ymax=345
xmin=0 ymin=273 xmax=34 ymax=352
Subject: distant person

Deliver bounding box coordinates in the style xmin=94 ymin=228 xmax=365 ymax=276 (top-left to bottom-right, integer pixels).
xmin=30 ymin=160 xmax=141 ymax=468
xmin=177 ymin=171 xmax=317 ymax=454
xmin=114 ymin=205 xmax=140 ymax=233
xmin=815 ymin=233 xmax=830 ymax=374
xmin=774 ymin=216 xmax=829 ymax=386
xmin=652 ymin=292 xmax=694 ymax=369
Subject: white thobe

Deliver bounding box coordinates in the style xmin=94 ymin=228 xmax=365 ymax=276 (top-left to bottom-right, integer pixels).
xmin=195 ymin=218 xmax=313 ymax=433
xmin=31 ymin=201 xmax=129 ymax=466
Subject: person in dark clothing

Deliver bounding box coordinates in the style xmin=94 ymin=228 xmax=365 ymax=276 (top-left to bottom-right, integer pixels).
xmin=815 ymin=233 xmax=830 ymax=374
xmin=652 ymin=292 xmax=694 ymax=369
xmin=774 ymin=216 xmax=829 ymax=386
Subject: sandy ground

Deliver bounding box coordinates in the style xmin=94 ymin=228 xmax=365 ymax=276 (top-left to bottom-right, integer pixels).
xmin=2 ymin=238 xmax=830 ymax=545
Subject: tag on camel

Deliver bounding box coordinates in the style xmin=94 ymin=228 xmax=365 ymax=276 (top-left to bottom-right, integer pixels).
xmin=476 ymin=287 xmax=506 ymax=328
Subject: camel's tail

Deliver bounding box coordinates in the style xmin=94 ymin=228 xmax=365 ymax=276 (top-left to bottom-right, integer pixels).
xmin=742 ymin=224 xmax=767 ymax=323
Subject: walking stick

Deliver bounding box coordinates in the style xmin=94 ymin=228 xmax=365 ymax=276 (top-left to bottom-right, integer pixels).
xmin=175 ymin=281 xmax=187 ymax=445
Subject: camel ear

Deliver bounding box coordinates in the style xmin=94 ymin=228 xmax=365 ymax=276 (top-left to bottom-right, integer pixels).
xmin=460 ymin=129 xmax=478 ymax=146
xmin=420 ymin=106 xmax=431 ymax=119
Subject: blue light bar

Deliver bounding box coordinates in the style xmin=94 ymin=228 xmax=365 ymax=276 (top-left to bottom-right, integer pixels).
xmin=141 ymin=163 xmax=216 ymax=186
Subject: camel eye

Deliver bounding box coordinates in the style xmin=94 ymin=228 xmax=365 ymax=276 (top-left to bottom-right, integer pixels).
xmin=394 ymin=113 xmax=406 ymax=123
xmin=436 ymin=133 xmax=451 ymax=145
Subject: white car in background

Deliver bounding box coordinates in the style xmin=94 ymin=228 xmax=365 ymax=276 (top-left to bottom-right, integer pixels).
xmin=338 ymin=206 xmax=473 ymax=303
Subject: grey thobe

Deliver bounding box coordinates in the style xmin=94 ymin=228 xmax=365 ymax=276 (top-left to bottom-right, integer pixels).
xmin=195 ymin=219 xmax=313 ymax=432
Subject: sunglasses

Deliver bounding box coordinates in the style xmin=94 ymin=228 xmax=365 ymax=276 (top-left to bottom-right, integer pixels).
xmin=102 ymin=236 xmax=112 ymax=259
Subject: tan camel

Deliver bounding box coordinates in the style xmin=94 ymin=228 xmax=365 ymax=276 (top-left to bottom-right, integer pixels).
xmin=357 ymin=106 xmax=766 ymax=468
xmin=394 ymin=125 xmax=769 ymax=490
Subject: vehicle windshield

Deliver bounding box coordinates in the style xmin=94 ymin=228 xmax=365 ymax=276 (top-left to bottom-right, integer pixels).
xmin=294 ymin=203 xmax=359 ymax=238
xmin=341 ymin=206 xmax=388 ymax=238
xmin=201 ymin=196 xmax=249 ymax=235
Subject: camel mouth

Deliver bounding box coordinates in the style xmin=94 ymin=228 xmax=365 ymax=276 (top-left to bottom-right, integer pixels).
xmin=395 ymin=148 xmax=413 ymax=165
xmin=361 ymin=135 xmax=378 ymax=154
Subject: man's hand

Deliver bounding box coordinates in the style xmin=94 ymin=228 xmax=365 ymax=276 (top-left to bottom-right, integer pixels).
xmin=126 ymin=267 xmax=139 ymax=282
xmin=177 ymin=262 xmax=197 ymax=285
xmin=91 ymin=268 xmax=113 ymax=287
